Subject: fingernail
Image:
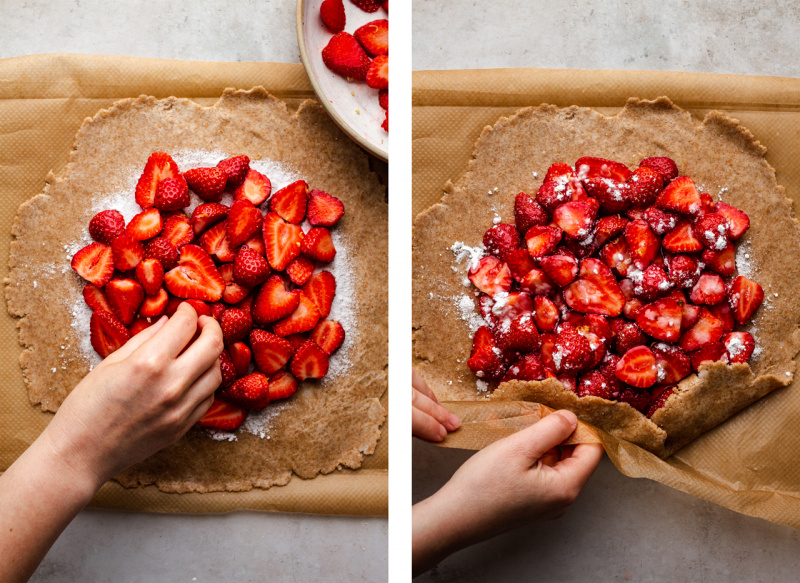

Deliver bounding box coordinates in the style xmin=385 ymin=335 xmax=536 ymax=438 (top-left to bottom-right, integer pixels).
xmin=448 ymin=413 xmax=461 ymax=429
xmin=438 ymin=424 xmax=447 ymax=440
xmin=556 ymin=409 xmax=578 ymax=427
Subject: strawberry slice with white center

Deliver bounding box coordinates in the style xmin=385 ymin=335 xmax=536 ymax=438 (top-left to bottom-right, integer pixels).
xmin=624 ymin=219 xmax=659 ymax=269
xmin=655 ymin=176 xmax=702 ymax=215
xmin=504 ymin=248 xmax=536 ymax=282
xmin=135 ymin=258 xmax=164 ymax=296
xmin=268 ymin=370 xmax=299 ymax=400
xmin=135 ymin=152 xmax=183 ymax=209
xmin=552 ymin=200 xmax=598 ymax=240
xmin=539 ymin=254 xmax=579 ymax=286
xmin=164 ymin=244 xmax=225 ymax=301
xmin=662 ymin=219 xmax=703 ymax=253
xmin=139 ymin=288 xmax=168 ymax=318
xmin=532 ymin=296 xmax=559 ymax=333
xmin=307 ymin=189 xmax=345 ymax=227
xmin=126 ymin=208 xmax=163 ymax=240
xmin=728 ymin=275 xmax=764 ymax=325
xmin=599 ymin=236 xmax=632 ymax=277
xmin=301 ymin=227 xmax=337 ymax=263
xmin=679 ymin=307 xmax=723 ymax=352
xmin=310 ymin=319 xmax=346 ymax=354
xmin=219 ymin=263 xmax=249 ymax=305
xmin=82 ymin=283 xmax=112 ymax=312
xmin=250 ymin=329 xmax=294 ymax=375
xmin=575 ymin=157 xmax=632 ymax=182
xmin=302 ymin=271 xmax=336 ymax=318
xmin=90 ymin=310 xmax=131 ymax=358
xmin=233 ymin=168 xmax=272 ymax=206
xmin=272 ymin=294 xmax=321 ymax=336
xmin=594 ymin=215 xmax=629 ymax=248
xmin=226 ymin=199 xmax=262 ymax=247
xmin=286 ymin=256 xmax=315 ymax=286
xmin=468 ymin=256 xmax=512 ymax=296
xmin=691 ymin=342 xmax=729 ymax=371
xmin=269 ymin=180 xmax=309 ymax=224
xmin=161 ymin=214 xmax=194 ymax=249
xmin=651 ymin=343 xmax=691 ymax=384
xmin=635 ymin=297 xmax=682 ymax=342
xmin=263 ymin=211 xmax=304 ymax=271
xmin=190 ymin=202 xmax=229 ymax=235
xmin=702 ymin=242 xmax=736 ymax=276
xmin=71 ymin=242 xmax=114 ymax=287
xmin=722 ymin=331 xmax=755 ymax=363
xmin=290 ymin=340 xmax=330 ymax=380
xmin=715 ymin=202 xmax=750 ymax=239
xmin=564 ymin=258 xmax=625 ymax=317
xmin=199 ymin=221 xmax=237 ymax=263
xmin=519 ymin=268 xmax=555 ymax=296
xmin=197 ymin=396 xmax=247 ymax=431
xmin=111 ymin=235 xmax=144 ymax=272
xmin=354 ymin=18 xmax=388 ymax=56
xmin=689 ymin=272 xmax=726 ymax=305
xmin=252 ymin=275 xmax=301 ymax=325
xmin=615 ymin=345 xmax=658 ymax=388
xmin=366 ymin=55 xmax=388 ymax=90
xmin=525 ymin=225 xmax=562 ymax=257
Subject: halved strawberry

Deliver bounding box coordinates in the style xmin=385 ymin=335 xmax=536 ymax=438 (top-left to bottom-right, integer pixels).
xmin=217 ymin=155 xmax=250 ymax=190
xmin=624 ymin=219 xmax=659 ymax=269
xmin=320 ymin=0 xmax=346 ymax=32
xmin=135 ymin=152 xmax=182 ymax=209
xmin=551 ymin=324 xmax=592 ymax=373
xmin=144 ymin=237 xmax=179 ymax=270
xmin=583 ymin=178 xmax=631 ymax=213
xmin=252 ymin=275 xmax=301 ymax=325
xmin=662 ymin=219 xmax=703 ymax=253
xmin=139 ymin=288 xmax=168 ymax=318
xmin=635 ymin=297 xmax=682 ymax=342
xmin=243 ymin=232 xmax=266 ymax=257
xmin=286 ymin=256 xmax=315 ymax=286
xmin=322 ymin=31 xmax=371 ymax=81
xmin=197 ymin=396 xmax=247 ymax=430
xmin=468 ymin=256 xmax=512 ymax=296
xmin=702 ymin=242 xmax=735 ymax=276
xmin=268 ymin=370 xmax=300 ymax=400
xmin=575 ymin=157 xmax=631 ymax=182
xmin=525 ymin=225 xmax=562 ymax=257
xmin=283 ymin=333 xmax=309 ymax=351
xmin=532 ymin=296 xmax=559 ymax=332
xmin=134 ymin=258 xmax=164 ymax=296
xmin=190 ymin=202 xmax=228 ymax=235
xmin=536 ymin=181 xmax=575 ymax=213
xmin=519 ymin=268 xmax=555 ymax=296
xmin=226 ymin=200 xmax=262 ymax=247
xmin=679 ymin=307 xmax=723 ymax=352
xmin=504 ymin=248 xmax=536 ymax=282
xmin=219 ymin=262 xmax=249 ymax=303
xmin=715 ymin=202 xmax=750 ymax=239
xmin=681 ymin=302 xmax=701 ymax=332
xmin=220 ymin=308 xmax=253 ymax=345
xmin=577 ymin=369 xmax=617 ymax=399
xmin=722 ymin=331 xmax=755 ymax=363
xmin=552 ymin=200 xmax=598 ymax=240
xmin=695 ymin=212 xmax=729 ymax=250
xmin=110 ymin=235 xmax=144 ymax=272
xmin=501 ymin=353 xmax=546 ymax=382
xmin=467 ymin=326 xmax=506 ymax=380
xmin=483 ymin=224 xmax=520 ymax=261
xmin=90 ymin=310 xmax=131 ymax=358
xmin=633 ymin=265 xmax=673 ymax=302
xmin=647 ymin=387 xmax=676 ymax=418
xmin=615 ymin=345 xmax=657 ymax=388
xmin=89 ymin=210 xmax=125 ymax=244
xmin=691 ymin=342 xmax=729 ymax=371
xmin=626 ymin=166 xmax=663 ymax=207
xmin=199 ymin=221 xmax=237 ymax=263
xmin=233 ymin=246 xmax=270 ymax=287
xmin=707 ymin=302 xmax=734 ymax=333
xmin=594 ymin=215 xmax=629 ymax=247
xmin=610 ymin=318 xmax=648 ymax=354
xmin=161 ymin=214 xmax=193 ymax=249
xmin=129 ymin=317 xmax=154 ymax=336
xmin=184 ymin=299 xmax=212 ymax=318
xmin=219 ymin=351 xmax=237 ymax=387
xmin=222 ymin=372 xmax=270 ymax=410
xmin=655 ymin=176 xmax=701 ymax=215
xmin=643 ymin=207 xmax=678 ymax=235
xmin=728 ymin=276 xmax=764 ymax=325
xmin=71 ymin=242 xmax=114 ymax=287
xmin=164 ymin=244 xmax=225 ymax=301
xmin=248 ymin=329 xmax=292 ymax=375
xmin=233 ymin=168 xmax=272 ymax=206
xmin=667 ymin=254 xmax=701 ymax=289
xmin=496 ymin=313 xmax=539 ymax=352
xmin=599 ymin=236 xmax=632 ymax=277
xmin=303 ymin=271 xmax=336 ymax=319
xmin=183 ymin=166 xmax=228 ymax=202
xmin=126 ymin=208 xmax=163 ymax=240
xmin=563 ymin=258 xmax=625 ymax=317
xmin=514 ymin=192 xmax=548 ymax=234
xmin=310 ymin=319 xmax=346 ymax=354
xmin=307 ymin=190 xmax=345 ymax=227
xmin=354 ymin=18 xmax=388 ymax=56
xmin=351 ymin=0 xmax=382 ymax=11
xmin=301 ymin=227 xmax=337 ymax=263
xmin=651 ymin=343 xmax=691 ymax=384
xmin=273 ymin=294 xmax=321 ymax=336
xmin=153 ymin=178 xmax=190 ymax=212
xmin=290 ymin=340 xmax=330 ymax=380
xmin=689 ymin=273 xmax=726 ymax=305
xmin=366 ymin=55 xmax=388 ymax=90
xmin=83 ymin=283 xmax=112 ymax=312
xmin=270 ymin=181 xmax=310 ymax=225
xmin=263 ymin=212 xmax=304 ymax=271
xmin=540 ymin=254 xmax=579 ymax=286
xmin=211 ymin=302 xmax=227 ymax=321
xmin=639 ymin=157 xmax=678 ymax=181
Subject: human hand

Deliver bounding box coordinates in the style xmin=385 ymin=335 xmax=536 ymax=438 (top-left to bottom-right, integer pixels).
xmin=41 ymin=303 xmax=224 ymax=491
xmin=412 ymin=410 xmax=604 ymax=574
xmin=412 ymin=369 xmax=461 ymax=441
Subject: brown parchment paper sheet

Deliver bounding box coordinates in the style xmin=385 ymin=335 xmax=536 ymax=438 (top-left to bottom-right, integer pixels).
xmin=413 ymin=67 xmax=800 ymax=529
xmin=0 ymin=54 xmax=386 ymax=516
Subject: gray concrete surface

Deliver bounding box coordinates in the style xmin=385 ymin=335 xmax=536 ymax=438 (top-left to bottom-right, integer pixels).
xmin=413 ymin=1 xmax=800 ymax=581
xmin=0 ymin=1 xmax=387 ymax=582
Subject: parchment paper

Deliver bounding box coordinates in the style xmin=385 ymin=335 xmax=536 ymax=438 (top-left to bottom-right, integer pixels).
xmin=0 ymin=54 xmax=386 ymax=516
xmin=413 ymin=67 xmax=800 ymax=529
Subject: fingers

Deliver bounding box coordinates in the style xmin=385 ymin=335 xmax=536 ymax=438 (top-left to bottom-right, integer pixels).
xmin=554 ymin=443 xmax=605 ymax=488
xmin=504 ymin=410 xmax=578 ymax=466
xmin=412 ymin=369 xmax=438 ymax=403
xmin=142 ymin=303 xmax=199 ymax=359
xmin=412 ymin=406 xmax=448 ymax=442
xmin=102 ymin=316 xmax=168 ymax=364
xmin=177 ymin=315 xmax=224 ymax=380
xmin=182 ymin=392 xmax=216 ymax=435
xmin=540 ymin=447 xmax=561 ymax=468
xmin=180 ymin=362 xmax=221 ymax=417
xmin=413 ymin=387 xmax=460 ymax=432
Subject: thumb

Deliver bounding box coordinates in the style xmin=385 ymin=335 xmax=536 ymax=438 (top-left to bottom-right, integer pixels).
xmin=502 ymin=410 xmax=578 ymax=466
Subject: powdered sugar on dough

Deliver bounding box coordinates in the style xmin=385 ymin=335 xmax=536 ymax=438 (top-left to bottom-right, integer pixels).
xmin=63 ymin=150 xmax=357 ymax=441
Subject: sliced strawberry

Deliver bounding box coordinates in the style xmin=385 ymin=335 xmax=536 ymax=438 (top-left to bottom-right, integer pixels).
xmin=594 ymin=215 xmax=629 ymax=247
xmin=90 ymin=310 xmax=131 ymax=357
xmin=691 ymin=342 xmax=729 ymax=372
xmin=695 ymin=212 xmax=729 ymax=250
xmin=615 ymin=346 xmax=657 ymax=388
xmin=350 ymin=0 xmax=382 ymax=11
xmin=583 ymin=178 xmax=632 ymax=213
xmin=110 ymin=235 xmax=144 ymax=272
xmin=144 ymin=237 xmax=179 ymax=270
xmin=303 ymin=271 xmax=337 ymax=319
xmin=681 ymin=302 xmax=701 ymax=332
xmin=252 ymin=275 xmax=301 ymax=325
xmin=626 ymin=166 xmax=664 ymax=207
xmin=577 ymin=369 xmax=617 ymax=399
xmin=679 ymin=307 xmax=723 ymax=352
xmin=184 ymin=299 xmax=212 ymax=318
xmin=662 ymin=219 xmax=703 ymax=253
xmin=232 ymin=168 xmax=271 ymax=206
xmin=618 ymin=387 xmax=652 ymax=413
xmin=379 ymin=89 xmax=388 ymax=110
xmin=354 ymin=18 xmax=388 ymax=56
xmin=273 ymin=294 xmax=321 ymax=336
xmin=217 ymin=155 xmax=250 ymax=190
xmin=519 ymin=268 xmax=555 ymax=296
xmin=310 ymin=319 xmax=346 ymax=354
xmin=501 ymin=353 xmax=546 ymax=382
xmin=667 ymin=254 xmax=701 ymax=289
xmin=183 ymin=166 xmax=228 ymax=202
xmin=197 ymin=396 xmax=247 ymax=431
xmin=625 ymin=207 xmax=646 ymax=221
xmin=82 ymin=283 xmax=112 ymax=312
xmin=129 ymin=317 xmax=154 ymax=336
xmin=164 ymin=244 xmax=225 ymax=301
xmin=699 ymin=192 xmax=716 ymax=215
xmin=702 ymin=242 xmax=736 ymax=276
xmin=219 ymin=350 xmax=237 ymax=387
xmin=139 ymin=288 xmax=168 ymax=318
xmin=161 ymin=214 xmax=193 ymax=249
xmin=631 ymin=264 xmax=672 ymax=302
xmin=514 ymin=192 xmax=548 ymax=234
xmin=126 ymin=208 xmax=163 ymax=240
xmin=715 ymin=202 xmax=750 ymax=239
xmin=624 ymin=219 xmax=659 ymax=269
xmin=536 ymin=181 xmax=575 ymax=213
xmin=647 ymin=386 xmax=676 ymax=418
xmin=301 ymin=227 xmax=337 ymax=262
xmin=689 ymin=272 xmax=726 ymax=305
xmin=268 ymin=370 xmax=299 ymax=400
xmin=269 ymin=180 xmax=308 ymax=224
xmin=563 ymin=258 xmax=625 ymax=317
xmin=622 ymin=297 xmax=644 ymax=320
xmin=496 ymin=313 xmax=539 ymax=353
xmin=655 ymin=176 xmax=701 ymax=215
xmin=366 ymin=55 xmax=388 ymax=90
xmin=320 ymin=0 xmax=346 ymax=32
xmin=599 ymin=236 xmax=632 ymax=277
xmin=468 ymin=256 xmax=512 ymax=296
xmin=504 ymin=248 xmax=536 ymax=282
xmin=467 ymin=327 xmax=506 ymax=380
xmin=322 ymin=31 xmax=371 ymax=81
xmin=222 ymin=372 xmax=270 ymax=410
xmin=199 ymin=221 xmax=236 ymax=263
xmin=135 ymin=152 xmax=182 ymax=209
xmin=71 ymin=242 xmax=114 ymax=286
xmin=283 ymin=333 xmax=309 ymax=351
xmin=553 ymin=200 xmax=598 ymax=240
xmin=708 ymin=302 xmax=734 ymax=333
xmin=89 ymin=210 xmax=125 ymax=244
xmin=248 ymin=329 xmax=292 ymax=375
xmin=307 ymin=190 xmax=345 ymax=227
xmin=226 ymin=200 xmax=262 ymax=247
xmin=153 ymin=177 xmax=190 ymax=211
xmin=220 ymin=308 xmax=253 ymax=345
xmin=532 ymin=296 xmax=559 ymax=332
xmin=575 ymin=157 xmax=631 ymax=182
xmin=551 ymin=324 xmax=592 ymax=373
xmin=134 ymin=258 xmax=164 ymax=296
xmin=483 ymin=224 xmax=520 ymax=261
xmin=639 ymin=157 xmax=678 ymax=181
xmin=190 ymin=202 xmax=229 ymax=235
xmin=635 ymin=297 xmax=682 ymax=342
xmin=243 ymin=232 xmax=266 ymax=257
xmin=233 ymin=246 xmax=270 ymax=287
xmin=651 ymin=343 xmax=691 ymax=384
xmin=285 ymin=256 xmax=315 ymax=286
xmin=290 ymin=340 xmax=330 ymax=380
xmin=643 ymin=207 xmax=678 ymax=235
xmin=525 ymin=225 xmax=562 ymax=257
xmin=540 ymin=254 xmax=579 ymax=286
xmin=728 ymin=276 xmax=764 ymax=325
xmin=263 ymin=212 xmax=304 ymax=271
xmin=722 ymin=331 xmax=755 ymax=363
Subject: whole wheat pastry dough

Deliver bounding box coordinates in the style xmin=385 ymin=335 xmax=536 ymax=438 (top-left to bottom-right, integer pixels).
xmin=413 ymin=97 xmax=800 ymax=457
xmin=7 ymin=87 xmax=388 ymax=492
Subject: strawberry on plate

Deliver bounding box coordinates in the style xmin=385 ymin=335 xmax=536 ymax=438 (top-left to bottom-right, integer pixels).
xmin=354 ymin=19 xmax=388 ymax=56
xmin=320 ymin=0 xmax=346 ymax=32
xmin=322 ymin=32 xmax=371 ymax=81
xmin=366 ymin=55 xmax=388 ymax=90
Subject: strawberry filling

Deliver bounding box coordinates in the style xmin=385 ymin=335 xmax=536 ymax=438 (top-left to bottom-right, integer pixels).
xmin=461 ymin=156 xmax=762 ymax=418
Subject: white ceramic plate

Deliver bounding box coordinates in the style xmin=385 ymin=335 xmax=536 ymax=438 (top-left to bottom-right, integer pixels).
xmin=297 ymin=0 xmax=388 ymax=161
